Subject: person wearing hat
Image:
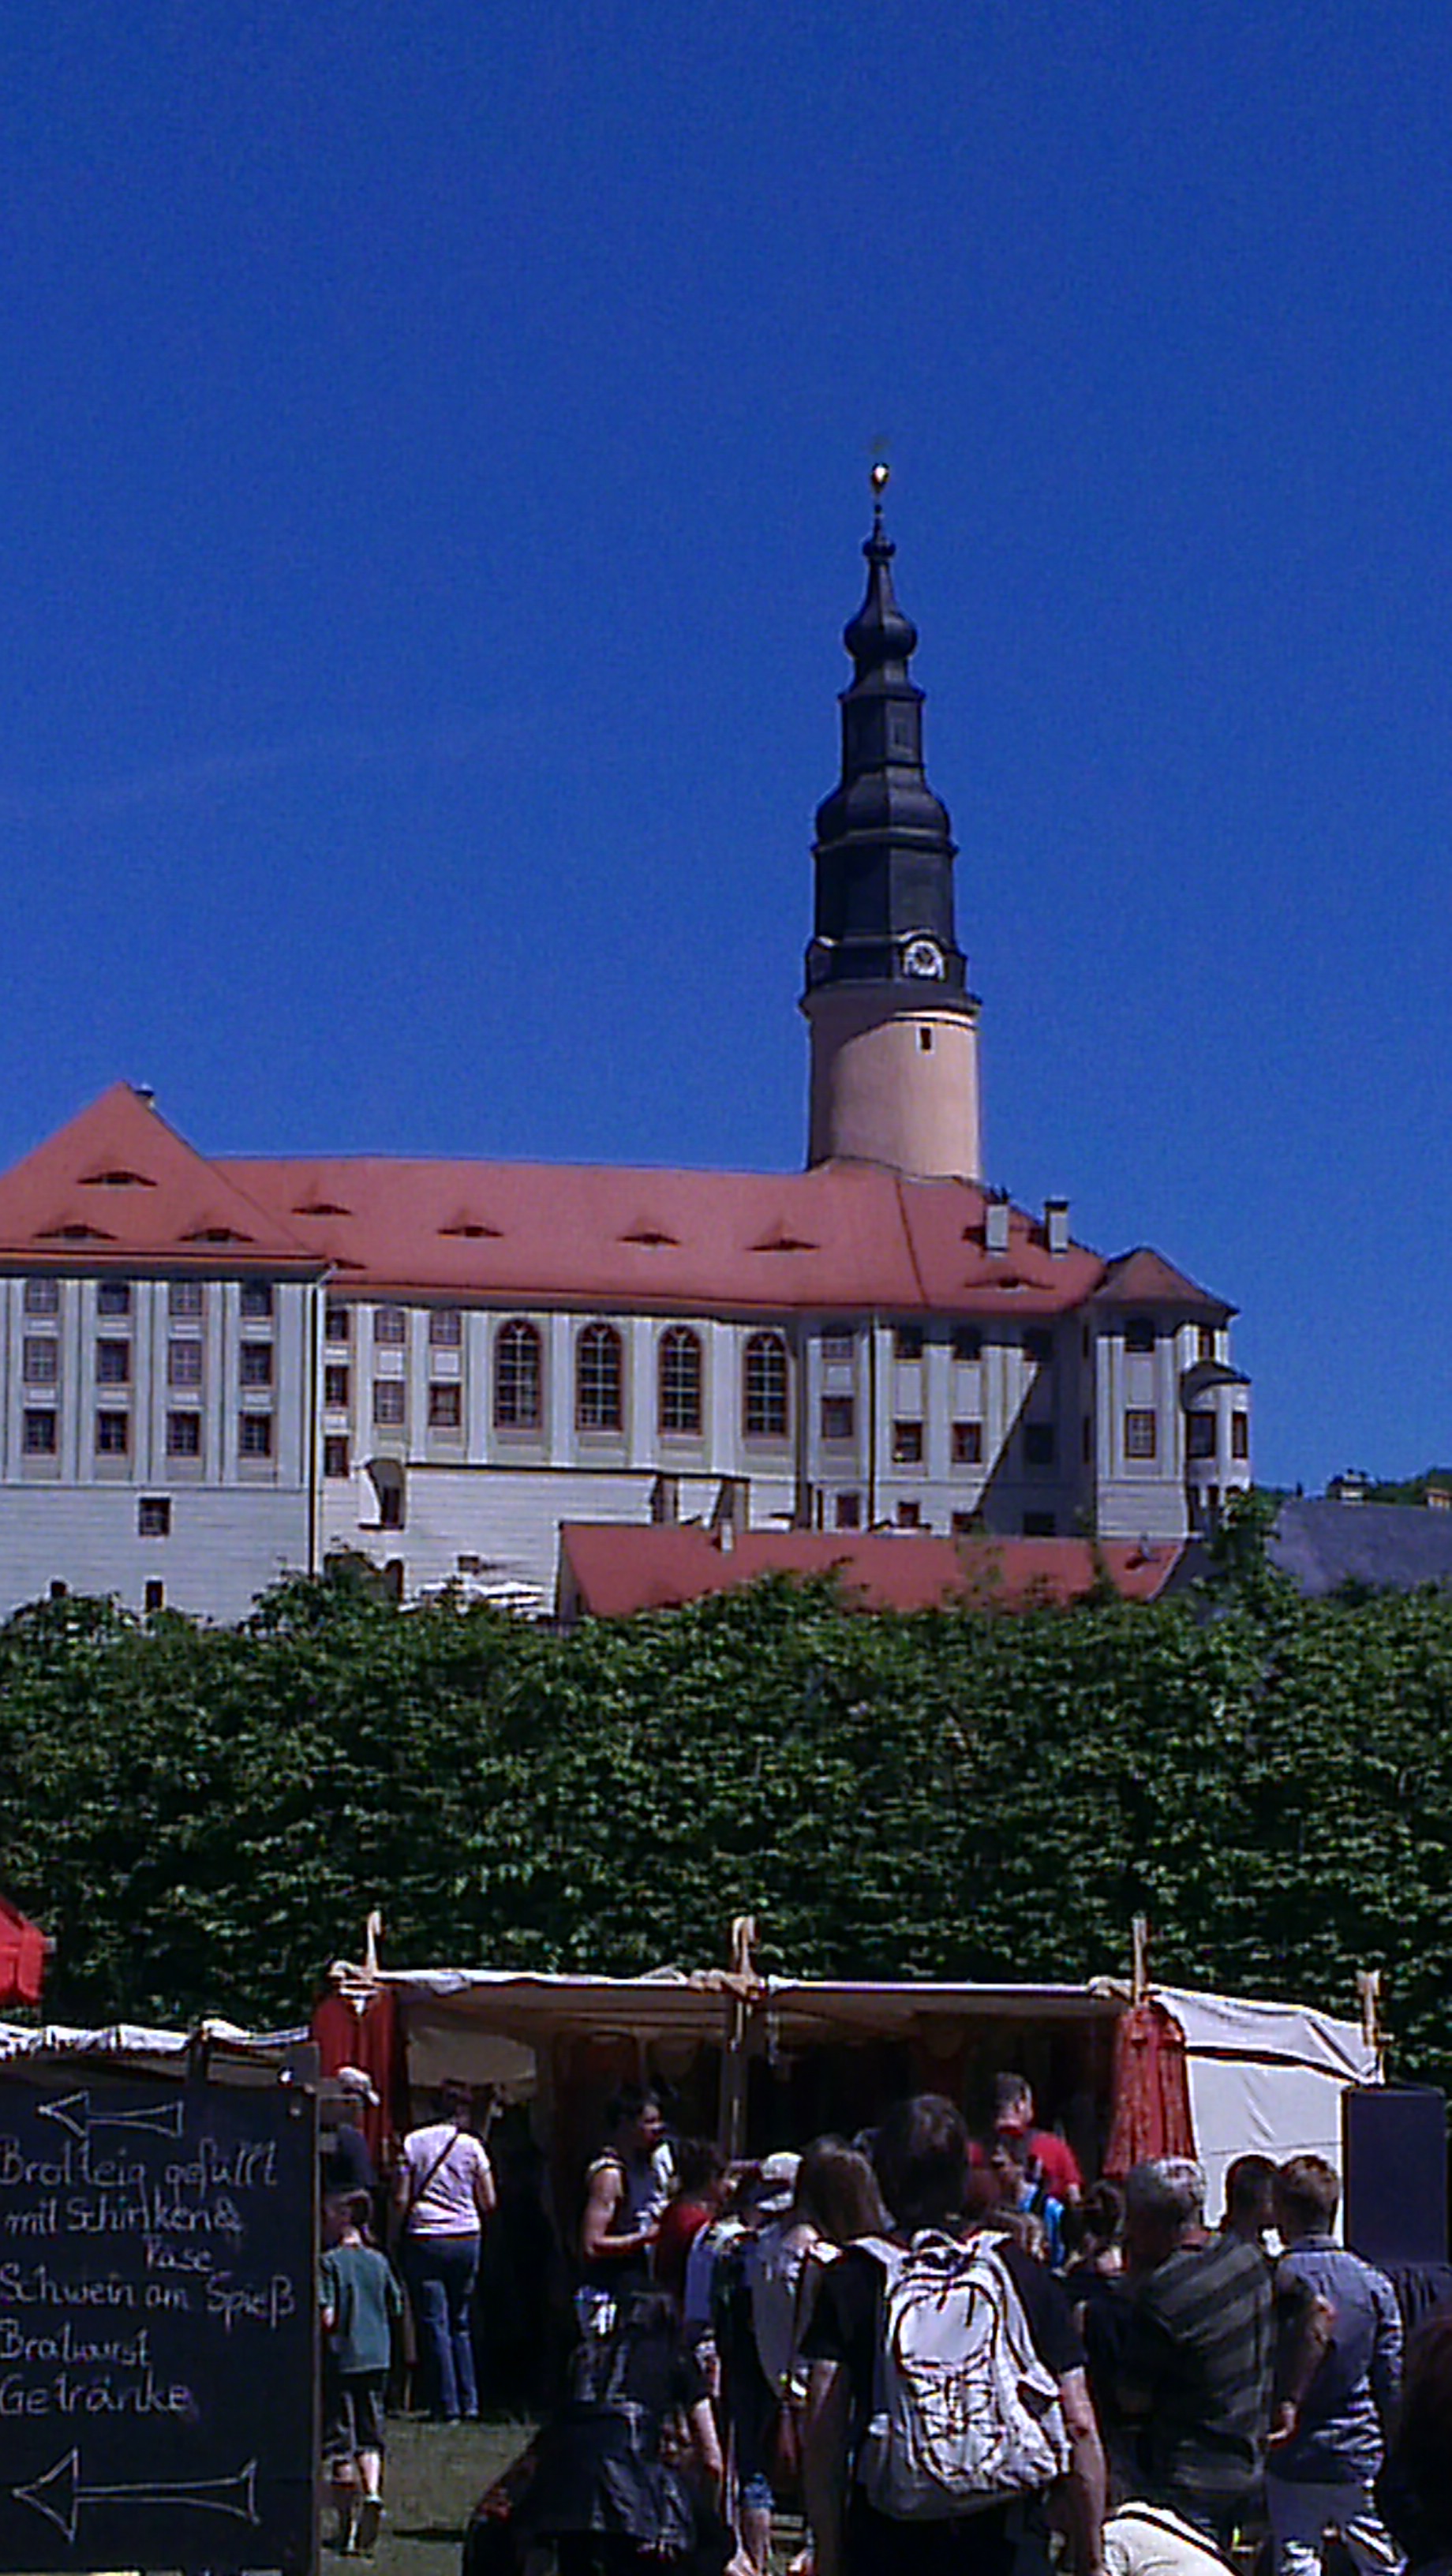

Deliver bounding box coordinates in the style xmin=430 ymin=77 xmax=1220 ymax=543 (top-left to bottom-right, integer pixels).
xmin=324 ymin=2067 xmax=380 ymax=2208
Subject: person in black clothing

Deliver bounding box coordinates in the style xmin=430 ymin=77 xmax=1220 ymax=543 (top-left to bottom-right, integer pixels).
xmin=800 ymin=2094 xmax=1106 ymax=2576
xmin=515 ymin=2288 xmax=735 ymax=2576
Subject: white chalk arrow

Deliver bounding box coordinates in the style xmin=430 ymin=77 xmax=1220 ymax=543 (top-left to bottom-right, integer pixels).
xmin=36 ymin=2090 xmax=185 ymax=2142
xmin=14 ymin=2448 xmax=258 ymax=2545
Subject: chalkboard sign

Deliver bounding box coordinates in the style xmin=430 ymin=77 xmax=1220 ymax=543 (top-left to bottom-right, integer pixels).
xmin=0 ymin=2065 xmax=316 ymax=2572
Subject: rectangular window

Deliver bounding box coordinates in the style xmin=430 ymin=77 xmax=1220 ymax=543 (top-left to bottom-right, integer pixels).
xmin=1024 ymin=1328 xmax=1053 ymax=1365
xmin=373 ymin=1380 xmax=406 ymax=1427
xmin=96 ymin=1281 xmax=132 ymax=1318
xmin=96 ymin=1339 xmax=131 ymax=1386
xmin=95 ymin=1410 xmax=129 ymax=1456
xmin=835 ymin=1491 xmax=861 ymax=1530
xmin=1023 ymin=1511 xmax=1057 ymax=1537
xmin=952 ymin=1420 xmax=982 ymax=1466
xmin=1188 ymin=1413 xmax=1216 ymax=1460
xmin=240 ymin=1281 xmax=274 ymax=1320
xmin=1024 ymin=1422 xmax=1056 ymax=1467
xmin=951 ymin=1326 xmax=982 ymax=1364
xmin=428 ymin=1308 xmax=462 ymax=1348
xmin=170 ymin=1279 xmax=204 ymax=1318
xmin=238 ymin=1412 xmax=273 ymax=1458
xmin=167 ymin=1412 xmax=201 ymax=1458
xmin=428 ymin=1383 xmax=462 ymax=1428
xmin=1198 ymin=1325 xmax=1218 ymax=1361
xmin=821 ymin=1394 xmax=855 ymax=1442
xmin=1125 ymin=1318 xmax=1155 ymax=1355
xmin=821 ymin=1329 xmax=855 ymax=1362
xmin=325 ymin=1303 xmax=351 ymax=1343
xmin=324 ymin=1365 xmax=350 ymax=1409
xmin=894 ymin=1324 xmax=924 ymax=1361
xmin=892 ymin=1421 xmax=923 ymax=1466
xmin=138 ymin=1497 xmax=171 ymax=1538
xmin=23 ymin=1409 xmax=56 ymax=1456
xmin=1231 ymin=1412 xmax=1250 ymax=1459
xmin=23 ymin=1278 xmax=60 ymax=1316
xmin=1125 ymin=1408 xmax=1158 ymax=1461
xmin=240 ymin=1342 xmax=273 ymax=1388
xmin=374 ymin=1306 xmax=407 ymax=1346
xmin=324 ymin=1434 xmax=350 ymax=1478
xmin=896 ymin=1500 xmax=922 ymax=1528
xmin=22 ymin=1337 xmax=58 ymax=1384
xmin=168 ymin=1339 xmax=203 ymax=1388
xmin=144 ymin=1578 xmax=165 ymax=1615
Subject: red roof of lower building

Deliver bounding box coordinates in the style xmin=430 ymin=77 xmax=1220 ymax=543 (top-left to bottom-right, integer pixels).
xmin=558 ymin=1524 xmax=1183 ymax=1620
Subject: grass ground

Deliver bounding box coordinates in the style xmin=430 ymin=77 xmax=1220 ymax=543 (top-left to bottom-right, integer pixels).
xmin=336 ymin=2417 xmax=533 ymax=2576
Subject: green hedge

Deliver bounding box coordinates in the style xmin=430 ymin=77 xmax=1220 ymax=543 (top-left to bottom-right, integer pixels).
xmin=1 ymin=1554 xmax=1449 ymax=2086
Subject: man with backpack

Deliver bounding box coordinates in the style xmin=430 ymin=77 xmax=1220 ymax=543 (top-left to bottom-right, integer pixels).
xmin=799 ymin=2094 xmax=1106 ymax=2576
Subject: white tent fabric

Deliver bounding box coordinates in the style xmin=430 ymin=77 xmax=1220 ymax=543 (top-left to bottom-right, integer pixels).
xmin=1155 ymin=1984 xmax=1378 ymax=2233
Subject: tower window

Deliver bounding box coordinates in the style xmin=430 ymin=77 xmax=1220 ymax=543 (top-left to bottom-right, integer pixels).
xmin=495 ymin=1320 xmax=542 ymax=1429
xmin=324 ymin=1435 xmax=350 ymax=1479
xmin=919 ymin=1029 xmax=933 ymax=1053
xmin=23 ymin=1278 xmax=60 ymax=1316
xmin=577 ymin=1323 xmax=623 ymax=1432
xmin=658 ymin=1327 xmax=703 ymax=1437
xmin=325 ymin=1303 xmax=351 ymax=1342
xmin=170 ymin=1279 xmax=204 ymax=1319
xmin=951 ymin=1326 xmax=982 ymax=1364
xmin=240 ymin=1341 xmax=273 ymax=1388
xmin=952 ymin=1421 xmax=982 ymax=1466
xmin=373 ymin=1380 xmax=406 ymax=1428
xmin=1125 ymin=1317 xmax=1155 ymax=1354
xmin=821 ymin=1394 xmax=855 ymax=1443
xmin=429 ymin=1308 xmax=462 ymax=1348
xmin=374 ymin=1305 xmax=407 ymax=1346
xmin=892 ymin=1421 xmax=923 ymax=1466
xmin=240 ymin=1282 xmax=275 ymax=1321
xmin=1188 ymin=1413 xmax=1216 ymax=1460
xmin=324 ymin=1365 xmax=350 ymax=1409
xmin=1232 ymin=1413 xmax=1250 ymax=1459
xmin=894 ymin=1324 xmax=924 ymax=1361
xmin=743 ymin=1332 xmax=789 ymax=1439
xmin=428 ymin=1383 xmax=462 ymax=1430
xmin=96 ymin=1281 xmax=132 ymax=1318
xmin=1125 ymin=1408 xmax=1158 ymax=1461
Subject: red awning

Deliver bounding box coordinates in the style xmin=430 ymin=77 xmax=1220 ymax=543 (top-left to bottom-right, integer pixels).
xmin=0 ymin=1898 xmax=48 ymax=2008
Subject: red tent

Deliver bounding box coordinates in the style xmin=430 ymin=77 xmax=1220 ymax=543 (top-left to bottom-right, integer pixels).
xmin=0 ymin=1898 xmax=48 ymax=2009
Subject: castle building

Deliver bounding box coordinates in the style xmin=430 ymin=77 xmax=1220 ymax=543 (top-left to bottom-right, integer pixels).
xmin=0 ymin=497 xmax=1251 ymax=1622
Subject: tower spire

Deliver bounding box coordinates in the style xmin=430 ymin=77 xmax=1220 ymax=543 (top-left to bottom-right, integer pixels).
xmin=799 ymin=478 xmax=982 ymax=1180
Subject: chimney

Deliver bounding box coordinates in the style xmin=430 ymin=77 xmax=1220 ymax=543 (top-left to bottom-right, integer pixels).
xmin=984 ymin=1198 xmax=1010 ymax=1256
xmin=1044 ymin=1196 xmax=1069 ymax=1256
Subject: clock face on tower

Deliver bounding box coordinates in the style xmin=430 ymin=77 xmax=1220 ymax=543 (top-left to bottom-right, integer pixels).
xmin=902 ymin=935 xmax=945 ymax=979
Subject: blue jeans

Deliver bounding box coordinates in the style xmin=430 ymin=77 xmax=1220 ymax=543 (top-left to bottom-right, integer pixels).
xmin=402 ymin=2232 xmax=480 ymax=2421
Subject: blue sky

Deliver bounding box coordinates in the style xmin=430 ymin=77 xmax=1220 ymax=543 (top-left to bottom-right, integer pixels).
xmin=2 ymin=2 xmax=1449 ymax=1492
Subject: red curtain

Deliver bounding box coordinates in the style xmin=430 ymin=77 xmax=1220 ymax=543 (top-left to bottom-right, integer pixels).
xmin=310 ymin=1984 xmax=405 ymax=2162
xmin=0 ymin=1898 xmax=47 ymax=2008
xmin=1102 ymin=2000 xmax=1196 ymax=2177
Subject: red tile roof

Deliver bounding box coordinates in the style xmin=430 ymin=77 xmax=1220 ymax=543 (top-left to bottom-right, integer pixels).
xmin=219 ymin=1154 xmax=1108 ymax=1316
xmin=558 ymin=1523 xmax=1184 ymax=1620
xmin=0 ymin=1086 xmax=324 ymax=1271
xmin=0 ymin=1091 xmax=1235 ymax=1332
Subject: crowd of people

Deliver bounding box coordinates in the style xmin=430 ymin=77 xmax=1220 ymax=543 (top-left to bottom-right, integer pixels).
xmin=315 ymin=2065 xmax=1452 ymax=2576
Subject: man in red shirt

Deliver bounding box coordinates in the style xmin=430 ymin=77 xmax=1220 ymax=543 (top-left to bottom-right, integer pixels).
xmin=994 ymin=2072 xmax=1083 ymax=2207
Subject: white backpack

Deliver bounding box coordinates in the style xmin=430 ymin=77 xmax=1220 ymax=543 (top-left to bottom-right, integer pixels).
xmin=856 ymin=2229 xmax=1071 ymax=2521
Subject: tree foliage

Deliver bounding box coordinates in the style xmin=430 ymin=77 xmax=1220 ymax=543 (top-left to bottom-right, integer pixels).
xmin=2 ymin=1561 xmax=1450 ymax=2087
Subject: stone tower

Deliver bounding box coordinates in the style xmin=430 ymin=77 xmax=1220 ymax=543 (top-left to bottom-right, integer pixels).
xmin=800 ymin=482 xmax=982 ymax=1180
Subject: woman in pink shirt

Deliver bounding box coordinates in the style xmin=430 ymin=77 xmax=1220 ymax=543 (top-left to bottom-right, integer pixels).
xmin=392 ymin=2080 xmax=496 ymax=2422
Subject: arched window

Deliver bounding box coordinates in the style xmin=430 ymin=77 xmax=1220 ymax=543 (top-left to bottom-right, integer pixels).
xmin=494 ymin=1320 xmax=542 ymax=1429
xmin=577 ymin=1323 xmax=623 ymax=1432
xmin=658 ymin=1327 xmax=702 ymax=1436
xmin=743 ymin=1331 xmax=789 ymax=1439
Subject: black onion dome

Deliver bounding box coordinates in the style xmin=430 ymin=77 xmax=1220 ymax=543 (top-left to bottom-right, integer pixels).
xmin=843 ymin=507 xmax=919 ymax=673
